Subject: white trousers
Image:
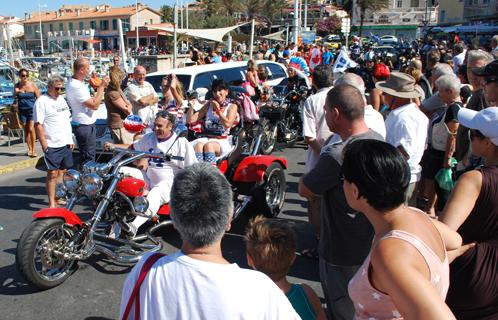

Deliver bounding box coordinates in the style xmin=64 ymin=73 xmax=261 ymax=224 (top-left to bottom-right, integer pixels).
xmin=119 ymin=167 xmax=173 ymax=230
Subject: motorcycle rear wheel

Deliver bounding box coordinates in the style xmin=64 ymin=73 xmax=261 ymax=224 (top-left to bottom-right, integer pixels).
xmin=16 ymin=218 xmax=77 ymax=290
xmin=251 ymin=162 xmax=286 ymax=218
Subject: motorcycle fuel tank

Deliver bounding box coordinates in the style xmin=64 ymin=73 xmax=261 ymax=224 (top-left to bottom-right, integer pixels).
xmin=116 ymin=177 xmax=147 ymax=197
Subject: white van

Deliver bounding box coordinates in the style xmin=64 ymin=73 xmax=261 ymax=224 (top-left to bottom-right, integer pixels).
xmin=146 ymin=61 xmax=290 ymax=94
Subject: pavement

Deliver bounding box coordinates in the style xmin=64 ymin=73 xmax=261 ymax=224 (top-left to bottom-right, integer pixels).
xmin=0 ymin=131 xmax=45 ymax=176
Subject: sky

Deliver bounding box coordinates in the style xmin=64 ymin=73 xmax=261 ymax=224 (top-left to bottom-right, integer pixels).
xmin=0 ymin=0 xmax=190 ymax=18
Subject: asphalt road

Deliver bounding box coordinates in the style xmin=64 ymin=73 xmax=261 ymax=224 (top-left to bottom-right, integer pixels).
xmin=0 ymin=143 xmax=320 ymax=320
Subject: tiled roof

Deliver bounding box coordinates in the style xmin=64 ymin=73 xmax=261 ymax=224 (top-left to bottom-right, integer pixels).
xmin=23 ymin=5 xmax=160 ymax=24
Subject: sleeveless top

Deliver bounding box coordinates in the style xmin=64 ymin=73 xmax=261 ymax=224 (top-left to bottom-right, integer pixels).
xmin=286 ymin=284 xmax=316 ymax=320
xmin=17 ymin=91 xmax=36 ymax=111
xmin=348 ymin=230 xmax=449 ymax=320
xmin=446 ymin=165 xmax=498 ymax=319
xmin=204 ymin=99 xmax=235 ymax=137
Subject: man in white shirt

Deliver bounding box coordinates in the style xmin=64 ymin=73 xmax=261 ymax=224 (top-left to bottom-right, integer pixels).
xmin=376 ymin=72 xmax=429 ymax=203
xmin=334 ymin=72 xmax=387 ymax=139
xmin=34 ymin=75 xmax=74 ymax=208
xmin=452 ymin=43 xmax=466 ymax=74
xmin=119 ymin=163 xmax=300 ymax=320
xmin=106 ymin=111 xmax=197 ymax=237
xmin=302 ymin=65 xmax=334 ymax=247
xmin=126 ymin=65 xmax=159 ymax=129
xmin=66 ymin=57 xmax=109 ymax=168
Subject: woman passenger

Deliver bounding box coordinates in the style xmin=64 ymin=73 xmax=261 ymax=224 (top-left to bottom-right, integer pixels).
xmin=187 ymin=79 xmax=238 ymax=164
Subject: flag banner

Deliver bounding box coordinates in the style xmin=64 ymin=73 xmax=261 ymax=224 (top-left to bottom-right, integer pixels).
xmin=332 ymin=50 xmax=358 ymax=73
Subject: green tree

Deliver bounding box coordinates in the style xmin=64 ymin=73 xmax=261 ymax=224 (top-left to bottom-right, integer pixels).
xmin=159 ymin=5 xmax=174 ymax=23
xmin=356 ymin=0 xmax=389 ymax=37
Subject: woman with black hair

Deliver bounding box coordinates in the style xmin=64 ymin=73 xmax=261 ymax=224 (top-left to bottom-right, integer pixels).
xmin=187 ymin=79 xmax=238 ymax=164
xmin=343 ymin=139 xmax=462 ymax=320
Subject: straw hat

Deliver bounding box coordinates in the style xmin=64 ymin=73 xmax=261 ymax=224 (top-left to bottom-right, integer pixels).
xmin=375 ymin=72 xmax=421 ymax=99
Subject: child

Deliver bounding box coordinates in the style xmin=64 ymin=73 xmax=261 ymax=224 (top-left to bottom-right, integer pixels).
xmin=245 ymin=217 xmax=326 ymax=320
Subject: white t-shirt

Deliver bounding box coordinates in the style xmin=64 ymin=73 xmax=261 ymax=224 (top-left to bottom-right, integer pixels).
xmin=133 ymin=132 xmax=197 ymax=187
xmin=126 ymin=81 xmax=158 ymax=114
xmin=452 ymin=51 xmax=466 ymax=74
xmin=119 ymin=252 xmax=300 ymax=320
xmin=364 ymin=104 xmax=387 ymax=139
xmin=66 ymin=77 xmax=95 ymax=125
xmin=385 ymin=103 xmax=429 ymax=183
xmin=33 ymin=94 xmax=73 ymax=148
xmin=303 ymin=87 xmax=334 ymax=172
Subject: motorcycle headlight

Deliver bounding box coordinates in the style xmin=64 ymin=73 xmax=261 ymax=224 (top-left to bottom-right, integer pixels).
xmin=55 ymin=183 xmax=67 ymax=199
xmin=95 ymin=162 xmax=111 ymax=176
xmin=82 ymin=173 xmax=103 ymax=198
xmin=82 ymin=161 xmax=99 ymax=173
xmin=63 ymin=169 xmax=81 ymax=192
xmin=133 ymin=196 xmax=149 ymax=214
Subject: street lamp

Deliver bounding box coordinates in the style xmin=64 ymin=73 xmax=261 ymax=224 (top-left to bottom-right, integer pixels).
xmin=38 ymin=0 xmax=47 ymax=56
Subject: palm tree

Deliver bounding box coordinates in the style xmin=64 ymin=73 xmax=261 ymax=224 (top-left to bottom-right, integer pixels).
xmin=356 ymin=0 xmax=389 ymax=37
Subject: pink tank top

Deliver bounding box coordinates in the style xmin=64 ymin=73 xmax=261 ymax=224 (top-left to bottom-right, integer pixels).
xmin=348 ymin=230 xmax=449 ymax=319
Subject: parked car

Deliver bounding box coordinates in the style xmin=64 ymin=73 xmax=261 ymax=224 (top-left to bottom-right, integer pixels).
xmin=146 ymin=61 xmax=291 ymax=95
xmin=322 ymin=34 xmax=341 ymax=49
xmin=373 ymin=45 xmax=398 ymax=65
xmin=380 ymin=35 xmax=398 ymax=45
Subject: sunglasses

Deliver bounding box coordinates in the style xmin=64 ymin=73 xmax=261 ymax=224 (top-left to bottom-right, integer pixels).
xmin=20 ymin=74 xmax=29 ymax=78
xmin=156 ymin=110 xmax=176 ymax=123
xmin=470 ymin=129 xmax=485 ymax=139
xmin=54 ymin=87 xmax=64 ymax=92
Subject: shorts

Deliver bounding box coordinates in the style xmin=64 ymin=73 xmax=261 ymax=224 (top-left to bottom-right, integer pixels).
xmin=191 ymin=136 xmax=234 ymax=158
xmin=18 ymin=108 xmax=33 ymax=123
xmin=44 ymin=145 xmax=74 ymax=171
xmin=110 ymin=127 xmax=135 ymax=144
xmin=420 ymin=147 xmax=445 ymax=179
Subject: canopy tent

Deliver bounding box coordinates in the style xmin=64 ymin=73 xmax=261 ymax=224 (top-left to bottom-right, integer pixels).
xmin=259 ymin=30 xmax=285 ymax=41
xmin=146 ymin=23 xmax=250 ymax=43
xmin=80 ymin=38 xmax=101 ymax=44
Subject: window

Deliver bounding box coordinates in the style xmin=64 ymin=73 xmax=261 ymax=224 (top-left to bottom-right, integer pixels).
xmin=69 ymin=22 xmax=73 ymax=31
xmin=397 ymin=0 xmax=403 ymax=8
xmin=90 ymin=20 xmax=97 ymax=30
xmin=112 ymin=19 xmax=118 ymax=30
xmin=193 ymin=72 xmax=214 ymax=90
xmin=379 ymin=15 xmax=389 ymax=23
xmin=265 ymin=63 xmax=287 ymax=80
xmin=100 ymin=20 xmax=109 ymax=30
xmin=440 ymin=10 xmax=446 ymax=22
xmin=59 ymin=23 xmax=64 ymax=31
xmin=49 ymin=24 xmax=53 ymax=32
xmin=410 ymin=0 xmax=419 ymax=6
xmin=26 ymin=25 xmax=32 ymax=35
xmin=79 ymin=22 xmax=84 ymax=30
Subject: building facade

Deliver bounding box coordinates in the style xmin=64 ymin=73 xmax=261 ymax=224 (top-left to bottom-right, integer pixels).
xmin=0 ymin=16 xmax=24 ymax=50
xmin=463 ymin=0 xmax=498 ymax=22
xmin=351 ymin=0 xmax=438 ymax=40
xmin=22 ymin=3 xmax=161 ymax=52
xmin=438 ymin=0 xmax=465 ymax=25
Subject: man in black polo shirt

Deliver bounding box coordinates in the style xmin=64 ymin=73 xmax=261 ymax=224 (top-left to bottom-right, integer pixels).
xmin=299 ymin=84 xmax=383 ymax=319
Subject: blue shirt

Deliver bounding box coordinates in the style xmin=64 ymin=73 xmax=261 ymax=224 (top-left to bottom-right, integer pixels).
xmin=322 ymin=51 xmax=334 ymax=65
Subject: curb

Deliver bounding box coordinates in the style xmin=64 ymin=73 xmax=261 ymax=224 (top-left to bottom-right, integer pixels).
xmin=0 ymin=156 xmax=43 ymax=176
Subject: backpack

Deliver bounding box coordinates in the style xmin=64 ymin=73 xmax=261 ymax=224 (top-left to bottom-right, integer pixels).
xmin=241 ymin=93 xmax=259 ymax=122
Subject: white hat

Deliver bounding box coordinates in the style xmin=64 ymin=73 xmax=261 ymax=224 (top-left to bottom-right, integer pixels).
xmin=458 ymin=107 xmax=498 ymax=145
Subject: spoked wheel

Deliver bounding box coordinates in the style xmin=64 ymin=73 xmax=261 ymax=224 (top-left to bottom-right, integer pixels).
xmin=251 ymin=162 xmax=286 ymax=218
xmin=16 ymin=219 xmax=77 ymax=290
xmin=260 ymin=120 xmax=277 ymax=155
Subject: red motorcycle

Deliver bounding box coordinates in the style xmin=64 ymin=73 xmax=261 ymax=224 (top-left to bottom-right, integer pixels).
xmin=16 ymin=130 xmax=287 ymax=289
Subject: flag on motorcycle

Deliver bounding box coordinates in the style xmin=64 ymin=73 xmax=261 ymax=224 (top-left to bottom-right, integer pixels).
xmin=332 ymin=50 xmax=358 ymax=73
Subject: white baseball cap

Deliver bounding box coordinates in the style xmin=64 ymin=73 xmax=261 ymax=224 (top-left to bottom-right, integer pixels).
xmin=458 ymin=107 xmax=498 ymax=145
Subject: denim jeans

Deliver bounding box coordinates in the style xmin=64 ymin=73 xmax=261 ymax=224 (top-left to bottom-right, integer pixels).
xmin=74 ymin=123 xmax=96 ymax=167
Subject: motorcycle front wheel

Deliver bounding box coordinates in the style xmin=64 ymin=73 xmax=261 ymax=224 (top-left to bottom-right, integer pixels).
xmin=16 ymin=218 xmax=77 ymax=290
xmin=260 ymin=120 xmax=277 ymax=155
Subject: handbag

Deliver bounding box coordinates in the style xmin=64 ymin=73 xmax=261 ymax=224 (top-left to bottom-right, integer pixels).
xmin=120 ymin=253 xmax=166 ymax=320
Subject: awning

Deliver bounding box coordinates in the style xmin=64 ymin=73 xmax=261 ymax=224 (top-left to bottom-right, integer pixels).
xmin=260 ymin=30 xmax=285 ymax=41
xmin=146 ymin=23 xmax=250 ymax=42
xmin=80 ymin=38 xmax=101 ymax=44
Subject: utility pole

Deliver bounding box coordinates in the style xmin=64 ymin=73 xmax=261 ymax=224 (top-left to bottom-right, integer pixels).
xmin=293 ymin=0 xmax=299 ymax=43
xmin=38 ymin=0 xmax=46 ymax=55
xmin=303 ymin=0 xmax=308 ymax=31
xmin=249 ymin=19 xmax=255 ymax=59
xmin=135 ymin=0 xmax=139 ymax=49
xmin=173 ymin=0 xmax=178 ymax=68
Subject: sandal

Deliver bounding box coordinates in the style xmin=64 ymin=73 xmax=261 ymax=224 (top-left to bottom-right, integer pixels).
xmin=300 ymin=248 xmax=319 ymax=260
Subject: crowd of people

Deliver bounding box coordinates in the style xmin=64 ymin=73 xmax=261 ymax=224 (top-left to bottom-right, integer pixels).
xmin=13 ymin=33 xmax=498 ymax=319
